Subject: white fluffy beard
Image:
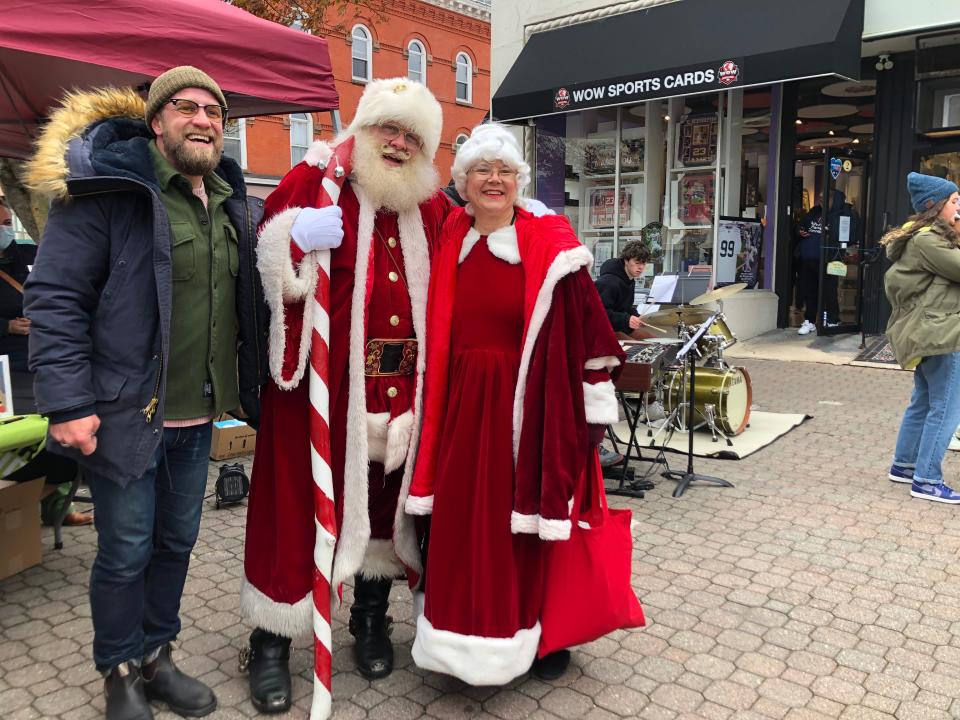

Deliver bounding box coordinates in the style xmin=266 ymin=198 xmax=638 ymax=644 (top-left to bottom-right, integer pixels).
xmin=351 ymin=130 xmax=439 ymax=212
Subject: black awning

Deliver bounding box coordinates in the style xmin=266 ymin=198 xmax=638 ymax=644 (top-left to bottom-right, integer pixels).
xmin=492 ymin=0 xmax=865 ymax=121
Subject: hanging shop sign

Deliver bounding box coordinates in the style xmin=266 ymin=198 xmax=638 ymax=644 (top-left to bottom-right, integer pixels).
xmin=830 ymin=157 xmax=843 ymax=179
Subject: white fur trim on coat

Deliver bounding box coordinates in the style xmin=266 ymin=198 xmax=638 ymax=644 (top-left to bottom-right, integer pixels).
xmin=357 ymin=538 xmax=405 ymax=580
xmin=412 ymin=614 xmax=540 ymax=686
xmin=366 ymin=410 xmax=414 ymax=473
xmin=585 ymin=355 xmax=622 ymax=371
xmin=405 ymin=494 xmax=434 ymax=515
xmin=583 ymin=380 xmax=619 ymax=425
xmin=510 ymin=511 xmax=540 ymax=534
xmin=458 ymin=225 xmax=521 ymax=265
xmin=513 ymin=245 xmax=593 ymax=460
xmin=239 ymin=577 xmax=311 ymax=639
xmin=538 ymin=517 xmax=572 ymax=541
xmin=256 ymin=206 xmax=319 ymax=389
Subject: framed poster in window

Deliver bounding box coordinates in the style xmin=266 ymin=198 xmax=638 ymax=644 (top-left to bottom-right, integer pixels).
xmin=678 ymin=113 xmax=718 ymax=166
xmin=588 ymin=186 xmax=633 ymax=228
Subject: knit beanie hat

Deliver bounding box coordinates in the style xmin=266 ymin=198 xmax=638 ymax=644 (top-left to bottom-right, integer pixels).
xmin=907 ymin=171 xmax=958 ymax=212
xmin=145 ymin=66 xmax=227 ymax=129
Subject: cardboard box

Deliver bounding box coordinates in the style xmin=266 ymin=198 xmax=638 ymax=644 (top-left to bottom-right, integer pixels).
xmin=0 ymin=477 xmax=44 ymax=581
xmin=210 ymin=418 xmax=257 ymax=460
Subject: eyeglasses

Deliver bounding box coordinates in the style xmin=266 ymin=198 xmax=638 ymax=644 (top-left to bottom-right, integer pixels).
xmin=468 ymin=165 xmax=517 ymax=180
xmin=378 ymin=123 xmax=423 ymax=150
xmin=166 ymin=98 xmax=227 ymax=122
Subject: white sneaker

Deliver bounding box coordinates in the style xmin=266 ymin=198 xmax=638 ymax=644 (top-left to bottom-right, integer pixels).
xmin=797 ymin=320 xmax=815 ymax=335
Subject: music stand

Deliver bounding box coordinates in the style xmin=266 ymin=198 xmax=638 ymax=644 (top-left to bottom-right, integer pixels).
xmin=662 ymin=313 xmax=735 ymax=498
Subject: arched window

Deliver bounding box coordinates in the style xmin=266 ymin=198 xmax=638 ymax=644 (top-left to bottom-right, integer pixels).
xmin=455 ymin=52 xmax=472 ymax=104
xmin=454 ymin=133 xmax=469 ymax=155
xmin=290 ymin=113 xmax=312 ymax=166
xmin=407 ymin=40 xmax=426 ymax=84
xmin=352 ymin=25 xmax=372 ymax=82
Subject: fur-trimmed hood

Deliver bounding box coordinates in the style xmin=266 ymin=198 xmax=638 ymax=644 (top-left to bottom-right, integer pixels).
xmin=24 ymin=86 xmax=245 ymax=201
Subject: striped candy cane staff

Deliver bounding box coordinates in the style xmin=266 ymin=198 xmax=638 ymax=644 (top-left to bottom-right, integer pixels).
xmin=307 ymin=136 xmax=354 ymax=720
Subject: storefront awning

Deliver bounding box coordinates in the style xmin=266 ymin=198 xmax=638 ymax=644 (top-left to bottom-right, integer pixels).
xmin=492 ymin=0 xmax=865 ymax=122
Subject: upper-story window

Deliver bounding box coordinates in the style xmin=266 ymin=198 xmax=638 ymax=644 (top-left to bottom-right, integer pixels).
xmin=222 ymin=118 xmax=247 ymax=169
xmin=456 ymin=52 xmax=472 ymax=104
xmin=352 ymin=25 xmax=372 ymax=82
xmin=290 ymin=113 xmax=312 ymax=166
xmin=408 ymin=40 xmax=426 ymax=84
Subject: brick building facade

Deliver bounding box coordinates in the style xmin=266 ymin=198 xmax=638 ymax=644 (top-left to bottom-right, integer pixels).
xmin=232 ymin=0 xmax=490 ymax=198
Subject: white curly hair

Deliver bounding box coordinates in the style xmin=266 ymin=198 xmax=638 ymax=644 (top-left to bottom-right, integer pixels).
xmin=451 ymin=123 xmax=531 ymax=210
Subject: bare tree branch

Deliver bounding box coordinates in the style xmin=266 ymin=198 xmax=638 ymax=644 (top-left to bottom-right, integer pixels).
xmin=232 ymin=0 xmax=387 ymax=35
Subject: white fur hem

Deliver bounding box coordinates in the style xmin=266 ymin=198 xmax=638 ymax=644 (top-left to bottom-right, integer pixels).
xmin=239 ymin=577 xmax=312 ymax=639
xmin=583 ymin=380 xmax=619 ymax=425
xmin=510 ymin=511 xmax=540 ymax=534
xmin=538 ymin=517 xmax=572 ymax=541
xmin=585 ymin=355 xmax=622 ymax=371
xmin=256 ymin=206 xmax=318 ymax=389
xmin=366 ymin=410 xmax=414 ymax=473
xmin=405 ymin=494 xmax=434 ymax=515
xmin=412 ymin=614 xmax=540 ymax=686
xmin=357 ymin=538 xmax=404 ymax=580
xmin=459 ymin=225 xmax=520 ymax=265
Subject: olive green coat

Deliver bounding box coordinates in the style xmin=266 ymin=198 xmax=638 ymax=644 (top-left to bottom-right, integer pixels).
xmin=884 ymin=219 xmax=960 ymax=368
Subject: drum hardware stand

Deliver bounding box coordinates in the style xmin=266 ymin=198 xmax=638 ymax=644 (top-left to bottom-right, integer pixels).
xmin=701 ymin=404 xmax=734 ymax=446
xmin=662 ymin=313 xmax=735 ymax=498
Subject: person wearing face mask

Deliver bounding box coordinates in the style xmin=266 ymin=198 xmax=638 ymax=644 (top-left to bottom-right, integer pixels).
xmin=0 ymin=200 xmax=34 ymax=375
xmin=884 ymin=172 xmax=960 ymax=504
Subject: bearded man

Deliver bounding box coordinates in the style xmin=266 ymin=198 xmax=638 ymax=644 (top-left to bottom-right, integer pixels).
xmin=240 ymin=78 xmax=450 ymax=714
xmin=23 ymin=66 xmax=267 ymax=720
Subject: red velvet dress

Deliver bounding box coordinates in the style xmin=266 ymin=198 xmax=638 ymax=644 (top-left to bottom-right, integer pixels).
xmin=423 ymin=236 xmax=543 ymax=648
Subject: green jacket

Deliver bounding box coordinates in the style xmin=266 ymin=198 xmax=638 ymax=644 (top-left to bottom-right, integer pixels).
xmin=884 ymin=219 xmax=960 ymax=369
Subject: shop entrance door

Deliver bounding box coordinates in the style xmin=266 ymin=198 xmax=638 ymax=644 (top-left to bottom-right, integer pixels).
xmin=817 ymin=149 xmax=869 ymax=335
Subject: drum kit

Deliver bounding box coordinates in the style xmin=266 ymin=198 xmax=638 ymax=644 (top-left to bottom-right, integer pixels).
xmin=619 ymin=282 xmax=753 ymax=445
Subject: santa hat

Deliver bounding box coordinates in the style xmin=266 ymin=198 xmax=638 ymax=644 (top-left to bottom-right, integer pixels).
xmin=451 ymin=123 xmax=531 ymax=200
xmin=344 ymin=78 xmax=442 ymax=161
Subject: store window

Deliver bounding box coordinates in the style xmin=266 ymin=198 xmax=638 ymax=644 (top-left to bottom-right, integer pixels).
xmin=407 ymin=40 xmax=425 ymax=84
xmin=352 ymin=25 xmax=372 ymax=82
xmin=222 ymin=118 xmax=246 ymax=169
xmin=290 ymin=113 xmax=312 ymax=166
xmin=455 ymin=53 xmax=472 ymax=104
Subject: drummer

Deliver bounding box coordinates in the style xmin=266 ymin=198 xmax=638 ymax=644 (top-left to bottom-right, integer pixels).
xmin=596 ymin=240 xmax=652 ymax=338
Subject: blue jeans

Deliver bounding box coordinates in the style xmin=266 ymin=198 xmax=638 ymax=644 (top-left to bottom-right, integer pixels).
xmin=87 ymin=424 xmax=212 ymax=672
xmin=892 ymin=352 xmax=960 ymax=485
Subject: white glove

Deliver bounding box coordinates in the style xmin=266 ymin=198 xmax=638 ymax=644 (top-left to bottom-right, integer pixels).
xmin=523 ymin=198 xmax=556 ymax=217
xmin=290 ymin=206 xmax=344 ymax=253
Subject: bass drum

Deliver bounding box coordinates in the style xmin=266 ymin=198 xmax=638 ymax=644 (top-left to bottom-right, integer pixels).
xmin=664 ymin=366 xmax=752 ymax=436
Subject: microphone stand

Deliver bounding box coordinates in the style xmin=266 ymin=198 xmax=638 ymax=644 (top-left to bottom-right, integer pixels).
xmin=662 ymin=313 xmax=735 ymax=498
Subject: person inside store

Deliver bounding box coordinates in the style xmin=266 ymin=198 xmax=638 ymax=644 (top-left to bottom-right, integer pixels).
xmin=0 ymin=199 xmax=91 ymax=526
xmin=794 ymin=189 xmax=860 ymax=335
xmin=403 ymin=123 xmax=629 ymax=684
xmin=884 ymin=171 xmax=960 ymax=504
xmin=23 ymin=66 xmax=268 ymax=720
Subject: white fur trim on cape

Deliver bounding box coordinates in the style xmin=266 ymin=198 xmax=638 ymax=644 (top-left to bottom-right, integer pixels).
xmin=513 ymin=245 xmax=593 ymax=460
xmin=357 ymin=538 xmax=405 ymax=580
xmin=510 ymin=511 xmax=539 ymax=534
xmin=239 ymin=577 xmax=312 ymax=639
xmin=405 ymin=494 xmax=434 ymax=515
xmin=334 ymin=186 xmax=431 ymax=589
xmin=366 ymin=410 xmax=415 ymax=473
xmin=458 ymin=225 xmax=521 ymax=265
xmin=583 ymin=380 xmax=619 ymax=425
xmin=585 ymin=355 xmax=622 ymax=371
xmin=538 ymin=517 xmax=572 ymax=541
xmin=256 ymin=206 xmax=319 ymax=389
xmin=412 ymin=614 xmax=540 ymax=686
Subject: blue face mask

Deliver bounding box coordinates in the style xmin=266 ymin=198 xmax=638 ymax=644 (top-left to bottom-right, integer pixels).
xmin=0 ymin=227 xmax=14 ymax=251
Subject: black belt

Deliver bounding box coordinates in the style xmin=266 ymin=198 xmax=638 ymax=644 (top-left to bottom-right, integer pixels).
xmin=365 ymin=339 xmax=417 ymax=376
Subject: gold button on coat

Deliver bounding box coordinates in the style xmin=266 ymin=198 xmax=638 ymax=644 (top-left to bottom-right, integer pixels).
xmin=387 ymin=237 xmax=397 ymax=248
xmin=388 ymin=271 xmax=399 ymax=282
xmin=387 ymin=386 xmax=398 ymax=398
xmin=389 ymin=315 xmax=400 ymax=326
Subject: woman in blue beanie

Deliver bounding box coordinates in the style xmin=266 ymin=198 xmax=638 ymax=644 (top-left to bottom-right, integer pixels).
xmin=883 ymin=172 xmax=960 ymax=503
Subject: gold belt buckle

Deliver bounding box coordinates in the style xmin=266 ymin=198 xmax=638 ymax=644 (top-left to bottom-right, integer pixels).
xmin=365 ymin=338 xmax=417 ymax=376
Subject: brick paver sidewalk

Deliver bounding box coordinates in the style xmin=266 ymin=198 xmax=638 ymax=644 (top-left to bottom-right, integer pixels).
xmin=3 ymin=358 xmax=960 ymax=719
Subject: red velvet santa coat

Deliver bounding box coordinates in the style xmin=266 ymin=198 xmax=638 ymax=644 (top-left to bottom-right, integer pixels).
xmin=406 ymin=207 xmax=625 ymax=536
xmin=241 ymin=141 xmax=448 ymax=637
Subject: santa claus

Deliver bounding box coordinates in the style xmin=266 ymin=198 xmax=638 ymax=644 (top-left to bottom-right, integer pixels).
xmin=239 ymin=78 xmax=449 ymax=713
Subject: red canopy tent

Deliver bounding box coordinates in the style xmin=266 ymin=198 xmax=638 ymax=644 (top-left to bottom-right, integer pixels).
xmin=0 ymin=0 xmax=339 ymax=159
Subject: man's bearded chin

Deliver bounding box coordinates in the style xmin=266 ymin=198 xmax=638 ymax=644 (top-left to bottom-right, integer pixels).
xmin=166 ymin=134 xmax=222 ymax=177
xmin=351 ymin=129 xmax=439 ymax=212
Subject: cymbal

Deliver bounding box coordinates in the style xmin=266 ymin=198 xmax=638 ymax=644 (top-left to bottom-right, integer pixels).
xmin=638 ymin=305 xmax=714 ymax=327
xmin=689 ymin=282 xmax=748 ymax=306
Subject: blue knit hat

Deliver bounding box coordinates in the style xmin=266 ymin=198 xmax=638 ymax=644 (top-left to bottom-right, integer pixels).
xmin=907 ymin=172 xmax=958 ymax=212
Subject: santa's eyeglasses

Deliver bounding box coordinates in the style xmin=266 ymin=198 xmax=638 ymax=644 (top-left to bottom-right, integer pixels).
xmin=378 ymin=123 xmax=423 ymax=150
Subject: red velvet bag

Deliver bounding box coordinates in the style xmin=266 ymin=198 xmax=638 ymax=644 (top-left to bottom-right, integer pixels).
xmin=537 ymin=454 xmax=646 ymax=657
